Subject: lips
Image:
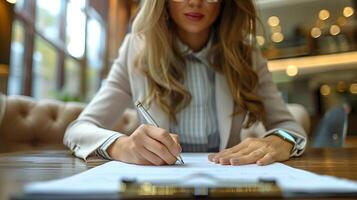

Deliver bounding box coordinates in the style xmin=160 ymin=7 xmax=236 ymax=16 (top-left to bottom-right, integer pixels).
xmin=184 ymin=12 xmax=204 ymax=21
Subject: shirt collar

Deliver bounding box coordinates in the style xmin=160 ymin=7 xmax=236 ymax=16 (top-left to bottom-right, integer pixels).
xmin=177 ymin=34 xmax=213 ymax=66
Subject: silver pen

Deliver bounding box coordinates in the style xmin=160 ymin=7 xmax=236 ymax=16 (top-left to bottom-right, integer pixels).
xmin=135 ymin=101 xmax=185 ymax=165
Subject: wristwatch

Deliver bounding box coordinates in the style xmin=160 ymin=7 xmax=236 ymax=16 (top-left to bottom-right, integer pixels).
xmin=267 ymin=129 xmax=297 ymax=155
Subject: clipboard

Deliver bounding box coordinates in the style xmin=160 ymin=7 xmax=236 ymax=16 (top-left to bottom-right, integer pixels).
xmin=12 ymin=177 xmax=357 ymax=200
xmin=119 ymin=177 xmax=282 ymax=199
xmin=12 ymin=178 xmax=282 ymax=200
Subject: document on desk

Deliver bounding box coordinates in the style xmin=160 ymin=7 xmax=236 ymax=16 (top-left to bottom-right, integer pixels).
xmin=25 ymin=153 xmax=357 ymax=194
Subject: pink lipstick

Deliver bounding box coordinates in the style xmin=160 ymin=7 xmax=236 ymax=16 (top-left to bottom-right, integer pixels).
xmin=184 ymin=12 xmax=204 ymax=21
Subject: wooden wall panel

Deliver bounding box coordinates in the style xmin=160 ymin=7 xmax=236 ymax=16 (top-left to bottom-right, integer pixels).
xmin=0 ymin=1 xmax=14 ymax=94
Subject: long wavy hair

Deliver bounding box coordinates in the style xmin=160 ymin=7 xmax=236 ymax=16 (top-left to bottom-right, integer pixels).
xmin=132 ymin=0 xmax=265 ymax=128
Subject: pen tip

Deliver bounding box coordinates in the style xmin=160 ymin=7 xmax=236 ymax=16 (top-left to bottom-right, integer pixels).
xmin=179 ymin=156 xmax=184 ymax=165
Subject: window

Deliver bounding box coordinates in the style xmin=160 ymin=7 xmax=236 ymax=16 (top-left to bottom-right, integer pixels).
xmin=8 ymin=20 xmax=25 ymax=95
xmin=63 ymin=58 xmax=81 ymax=100
xmin=14 ymin=0 xmax=26 ymax=12
xmin=86 ymin=16 xmax=105 ymax=99
xmin=32 ymin=36 xmax=57 ymax=98
xmin=9 ymin=0 xmax=108 ymax=101
xmin=66 ymin=0 xmax=86 ymax=58
xmin=35 ymin=0 xmax=62 ymax=43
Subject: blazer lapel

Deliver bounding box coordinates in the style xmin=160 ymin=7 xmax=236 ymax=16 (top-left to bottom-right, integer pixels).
xmin=215 ymin=73 xmax=234 ymax=150
xmin=135 ymin=75 xmax=170 ymax=130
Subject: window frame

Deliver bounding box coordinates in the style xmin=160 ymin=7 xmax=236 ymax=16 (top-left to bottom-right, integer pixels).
xmin=11 ymin=0 xmax=107 ymax=100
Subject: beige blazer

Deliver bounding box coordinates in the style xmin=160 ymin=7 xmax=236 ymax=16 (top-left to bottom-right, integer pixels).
xmin=64 ymin=34 xmax=307 ymax=160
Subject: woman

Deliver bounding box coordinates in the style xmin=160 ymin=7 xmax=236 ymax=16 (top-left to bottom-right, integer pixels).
xmin=64 ymin=0 xmax=307 ymax=166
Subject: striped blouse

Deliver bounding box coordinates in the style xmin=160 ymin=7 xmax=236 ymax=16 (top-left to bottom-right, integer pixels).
xmin=96 ymin=37 xmax=220 ymax=159
xmin=170 ymin=37 xmax=220 ymax=152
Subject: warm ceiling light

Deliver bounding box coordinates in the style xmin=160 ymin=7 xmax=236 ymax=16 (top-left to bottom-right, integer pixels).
xmin=330 ymin=25 xmax=341 ymax=35
xmin=319 ymin=9 xmax=330 ymax=20
xmin=343 ymin=6 xmax=354 ymax=18
xmin=350 ymin=83 xmax=357 ymax=94
xmin=6 ymin=0 xmax=16 ymax=3
xmin=320 ymin=85 xmax=331 ymax=96
xmin=256 ymin=35 xmax=265 ymax=46
xmin=271 ymin=32 xmax=284 ymax=43
xmin=268 ymin=16 xmax=280 ymax=27
xmin=311 ymin=27 xmax=322 ymax=38
xmin=286 ymin=65 xmax=298 ymax=77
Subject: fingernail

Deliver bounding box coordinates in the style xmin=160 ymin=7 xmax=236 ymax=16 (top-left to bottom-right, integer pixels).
xmin=230 ymin=158 xmax=239 ymax=165
xmin=257 ymin=161 xmax=263 ymax=166
xmin=219 ymin=158 xmax=230 ymax=165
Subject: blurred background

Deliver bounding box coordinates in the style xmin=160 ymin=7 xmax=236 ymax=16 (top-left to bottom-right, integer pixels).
xmin=0 ymin=0 xmax=356 ymax=147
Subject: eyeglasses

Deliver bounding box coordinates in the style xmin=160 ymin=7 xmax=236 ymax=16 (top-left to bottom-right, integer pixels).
xmin=172 ymin=0 xmax=220 ymax=3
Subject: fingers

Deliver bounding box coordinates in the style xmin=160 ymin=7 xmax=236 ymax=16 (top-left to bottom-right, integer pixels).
xmin=144 ymin=125 xmax=182 ymax=156
xmin=170 ymin=133 xmax=180 ymax=145
xmin=230 ymin=148 xmax=266 ymax=165
xmin=208 ymin=136 xmax=292 ymax=166
xmin=143 ymin=135 xmax=178 ymax=165
xmin=136 ymin=146 xmax=166 ymax=166
xmin=216 ymin=146 xmax=257 ymax=165
xmin=257 ymin=153 xmax=275 ymax=166
xmin=208 ymin=141 xmax=249 ymax=162
xmin=123 ymin=125 xmax=182 ymax=165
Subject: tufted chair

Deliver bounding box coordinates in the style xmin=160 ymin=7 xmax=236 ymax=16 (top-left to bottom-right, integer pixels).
xmin=0 ymin=93 xmax=139 ymax=153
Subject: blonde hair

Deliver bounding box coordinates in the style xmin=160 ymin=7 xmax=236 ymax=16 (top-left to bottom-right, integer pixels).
xmin=132 ymin=0 xmax=264 ymax=127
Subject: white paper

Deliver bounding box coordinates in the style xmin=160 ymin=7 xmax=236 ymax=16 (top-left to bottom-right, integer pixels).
xmin=25 ymin=153 xmax=357 ymax=194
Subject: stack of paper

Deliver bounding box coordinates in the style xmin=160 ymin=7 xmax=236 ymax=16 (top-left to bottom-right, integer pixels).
xmin=25 ymin=153 xmax=357 ymax=195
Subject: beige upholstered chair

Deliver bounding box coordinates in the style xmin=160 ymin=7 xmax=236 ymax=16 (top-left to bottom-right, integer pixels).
xmin=0 ymin=93 xmax=310 ymax=153
xmin=0 ymin=93 xmax=139 ymax=153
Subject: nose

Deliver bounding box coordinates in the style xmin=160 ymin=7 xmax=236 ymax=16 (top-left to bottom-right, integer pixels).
xmin=187 ymin=0 xmax=203 ymax=8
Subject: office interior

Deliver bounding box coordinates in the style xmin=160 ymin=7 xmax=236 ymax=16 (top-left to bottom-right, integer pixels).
xmin=0 ymin=0 xmax=357 ymax=200
xmin=0 ymin=0 xmax=357 ymax=152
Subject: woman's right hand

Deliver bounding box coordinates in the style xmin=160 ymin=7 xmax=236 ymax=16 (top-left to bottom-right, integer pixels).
xmin=107 ymin=124 xmax=182 ymax=165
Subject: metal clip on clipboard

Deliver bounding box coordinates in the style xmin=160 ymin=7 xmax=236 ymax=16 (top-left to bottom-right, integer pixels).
xmin=119 ymin=174 xmax=282 ymax=199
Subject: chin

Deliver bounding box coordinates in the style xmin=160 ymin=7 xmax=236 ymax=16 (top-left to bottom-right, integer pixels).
xmin=181 ymin=26 xmax=209 ymax=35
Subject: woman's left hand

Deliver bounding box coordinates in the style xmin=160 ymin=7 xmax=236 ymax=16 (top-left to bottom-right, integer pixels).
xmin=208 ymin=135 xmax=293 ymax=166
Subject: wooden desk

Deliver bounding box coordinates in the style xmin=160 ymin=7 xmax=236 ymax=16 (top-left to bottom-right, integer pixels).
xmin=346 ymin=136 xmax=357 ymax=147
xmin=0 ymin=148 xmax=357 ymax=200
